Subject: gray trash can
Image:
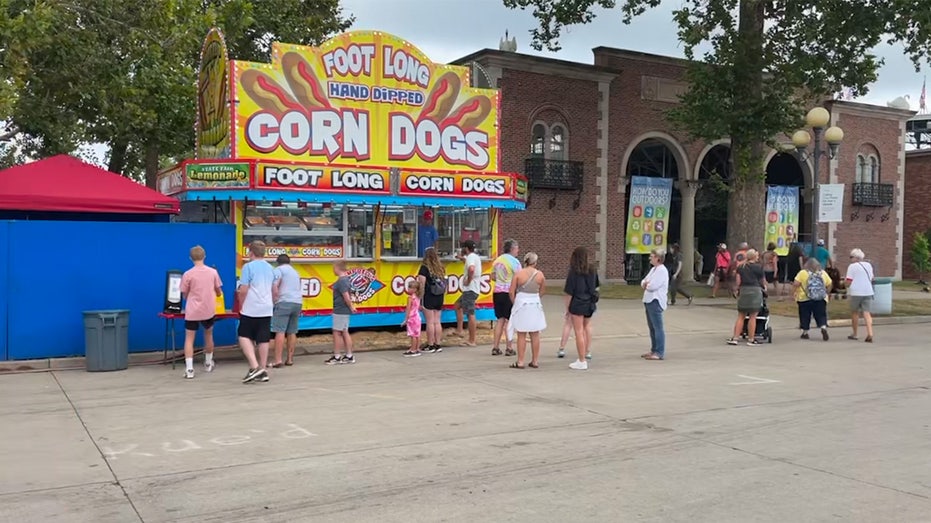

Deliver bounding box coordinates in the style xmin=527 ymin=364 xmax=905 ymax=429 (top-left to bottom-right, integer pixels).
xmin=83 ymin=310 xmax=130 ymax=372
xmin=872 ymin=278 xmax=893 ymax=315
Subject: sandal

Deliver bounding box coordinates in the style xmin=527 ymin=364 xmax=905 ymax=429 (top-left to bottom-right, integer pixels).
xmin=528 ymin=362 xmax=539 ymax=368
xmin=270 ymin=363 xmax=284 ymax=369
xmin=847 ymin=335 xmax=858 ymax=340
xmin=284 ymin=361 xmax=293 ymax=366
xmin=509 ymin=362 xmax=525 ymax=369
xmin=864 ymin=336 xmax=873 ymax=343
xmin=505 ymin=348 xmax=516 ymax=357
xmin=641 ymin=352 xmax=654 ymax=359
xmin=491 ymin=348 xmax=502 ymax=356
xmin=643 ymin=354 xmax=663 ymax=360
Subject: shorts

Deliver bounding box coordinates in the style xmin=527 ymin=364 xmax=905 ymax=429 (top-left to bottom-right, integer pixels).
xmin=568 ymin=298 xmax=596 ymax=318
xmin=332 ymin=314 xmax=350 ymax=332
xmin=493 ymin=292 xmax=513 ymax=319
xmin=184 ymin=317 xmax=215 ymax=331
xmin=764 ymin=271 xmax=776 ymax=284
xmin=715 ymin=267 xmax=728 ymax=281
xmin=850 ymin=295 xmax=873 ymax=313
xmin=238 ymin=315 xmax=271 ymax=343
xmin=457 ymin=291 xmax=479 ymax=315
xmin=271 ymin=302 xmax=301 ymax=334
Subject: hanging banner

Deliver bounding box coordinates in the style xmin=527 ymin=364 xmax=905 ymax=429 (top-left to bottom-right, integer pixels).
xmin=818 ymin=184 xmax=845 ymax=223
xmin=764 ymin=186 xmax=799 ymax=255
xmin=625 ymin=176 xmax=673 ymax=254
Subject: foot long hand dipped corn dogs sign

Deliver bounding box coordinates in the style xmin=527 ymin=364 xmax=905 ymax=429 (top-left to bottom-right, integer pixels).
xmin=229 ymin=31 xmax=500 ymax=172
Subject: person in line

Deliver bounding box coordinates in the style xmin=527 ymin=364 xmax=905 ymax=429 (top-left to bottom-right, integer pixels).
xmin=641 ymin=248 xmax=669 ymax=360
xmin=726 ymin=245 xmax=748 ymax=298
xmin=507 ymin=252 xmax=547 ymax=369
xmin=455 ymin=240 xmax=482 ymax=347
xmin=564 ymin=246 xmax=599 ymax=371
xmin=180 ymin=245 xmax=223 ymax=379
xmin=711 ymin=243 xmax=731 ymax=298
xmin=665 ymin=243 xmax=692 ymax=305
xmin=784 ymin=243 xmax=804 ymax=298
xmin=271 ymin=254 xmax=302 ymax=367
xmin=556 ymin=312 xmax=574 ymax=359
xmin=793 ymin=258 xmax=832 ymax=341
xmin=728 ymin=249 xmax=767 ymax=346
xmin=417 ymin=247 xmax=446 ymax=354
xmin=762 ymin=242 xmax=780 ymax=297
xmin=326 ymin=261 xmax=358 ymax=364
xmin=416 ymin=247 xmax=446 ymax=353
xmin=237 ymin=241 xmax=276 ymax=383
xmin=846 ymin=248 xmax=875 ymax=342
xmin=417 ymin=209 xmax=438 ymax=257
xmin=401 ymin=280 xmax=423 ymax=357
xmin=491 ymin=238 xmax=521 ymax=356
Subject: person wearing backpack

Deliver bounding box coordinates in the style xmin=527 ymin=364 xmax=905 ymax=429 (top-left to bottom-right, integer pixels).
xmin=793 ymin=258 xmax=833 ymax=341
xmin=417 ymin=247 xmax=447 ymax=353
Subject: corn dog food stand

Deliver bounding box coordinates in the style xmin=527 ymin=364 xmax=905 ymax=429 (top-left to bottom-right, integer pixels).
xmin=159 ymin=29 xmax=527 ymax=330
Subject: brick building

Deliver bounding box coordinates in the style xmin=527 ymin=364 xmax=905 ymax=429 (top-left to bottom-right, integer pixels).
xmin=453 ymin=47 xmax=912 ymax=281
xmin=903 ymin=148 xmax=931 ymax=280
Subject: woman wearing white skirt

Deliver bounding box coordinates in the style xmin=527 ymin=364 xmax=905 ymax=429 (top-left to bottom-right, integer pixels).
xmin=508 ymin=252 xmax=547 ymax=369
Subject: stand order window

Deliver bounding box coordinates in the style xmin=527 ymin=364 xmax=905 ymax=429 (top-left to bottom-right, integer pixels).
xmin=243 ymin=203 xmax=345 ymax=260
xmin=379 ymin=206 xmax=417 ymax=257
xmin=435 ymin=208 xmax=491 ymax=258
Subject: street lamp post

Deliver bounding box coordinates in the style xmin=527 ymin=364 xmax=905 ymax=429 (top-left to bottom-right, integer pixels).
xmin=792 ymin=107 xmax=844 ymax=258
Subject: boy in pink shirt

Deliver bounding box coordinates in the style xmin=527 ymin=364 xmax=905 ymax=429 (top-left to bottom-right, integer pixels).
xmin=180 ymin=245 xmax=223 ymax=379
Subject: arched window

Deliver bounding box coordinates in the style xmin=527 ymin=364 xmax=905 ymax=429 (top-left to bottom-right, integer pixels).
xmin=855 ymin=155 xmax=866 ymax=183
xmin=869 ymin=155 xmax=880 ymax=183
xmin=530 ymin=123 xmax=546 ymax=157
xmin=549 ymin=125 xmax=566 ymax=160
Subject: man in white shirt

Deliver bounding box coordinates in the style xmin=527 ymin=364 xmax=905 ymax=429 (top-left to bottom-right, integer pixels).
xmin=845 ymin=248 xmax=875 ymax=342
xmin=641 ymin=248 xmax=670 ymax=360
xmin=455 ymin=240 xmax=482 ymax=347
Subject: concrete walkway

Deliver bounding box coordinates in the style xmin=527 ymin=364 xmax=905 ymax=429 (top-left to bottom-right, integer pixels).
xmin=1 ymin=295 xmax=930 ymax=522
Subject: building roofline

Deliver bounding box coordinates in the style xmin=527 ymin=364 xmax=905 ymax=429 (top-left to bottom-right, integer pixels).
xmin=591 ymin=47 xmax=691 ymax=67
xmin=450 ymin=49 xmax=619 ymax=82
xmin=827 ymin=100 xmax=916 ymax=120
xmin=906 ymin=148 xmax=931 ymax=158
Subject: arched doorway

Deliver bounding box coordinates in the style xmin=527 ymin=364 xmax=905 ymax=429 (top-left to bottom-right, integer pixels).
xmin=765 ymin=152 xmax=809 ymax=283
xmin=695 ymin=144 xmax=730 ymax=277
xmin=624 ymin=138 xmax=682 ymax=282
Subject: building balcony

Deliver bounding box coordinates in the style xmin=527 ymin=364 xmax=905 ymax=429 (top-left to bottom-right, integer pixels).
xmin=851 ymin=182 xmax=894 ymax=207
xmin=524 ymin=157 xmax=584 ymax=191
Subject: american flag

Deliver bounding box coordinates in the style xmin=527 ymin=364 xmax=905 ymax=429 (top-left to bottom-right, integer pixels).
xmin=921 ymin=77 xmax=927 ymax=112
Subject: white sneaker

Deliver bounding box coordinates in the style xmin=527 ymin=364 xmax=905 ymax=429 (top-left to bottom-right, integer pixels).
xmin=569 ymin=360 xmax=588 ymax=370
xmin=184 ymin=368 xmax=195 ymax=379
xmin=204 ymin=360 xmax=215 ymax=373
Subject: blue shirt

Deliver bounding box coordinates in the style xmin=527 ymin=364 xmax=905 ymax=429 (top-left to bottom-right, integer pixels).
xmin=274 ymin=264 xmax=302 ymax=305
xmin=418 ymin=225 xmax=438 ymax=257
xmin=808 ymin=246 xmax=831 ymax=267
xmin=240 ymin=259 xmax=276 ymax=317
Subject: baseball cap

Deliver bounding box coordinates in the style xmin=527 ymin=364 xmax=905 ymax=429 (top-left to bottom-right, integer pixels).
xmin=719 ymin=243 xmax=727 ymax=249
xmin=817 ymin=239 xmax=825 ymax=246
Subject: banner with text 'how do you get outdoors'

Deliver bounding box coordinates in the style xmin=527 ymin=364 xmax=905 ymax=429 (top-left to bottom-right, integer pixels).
xmin=764 ymin=186 xmax=799 ymax=256
xmin=625 ymin=176 xmax=673 ymax=254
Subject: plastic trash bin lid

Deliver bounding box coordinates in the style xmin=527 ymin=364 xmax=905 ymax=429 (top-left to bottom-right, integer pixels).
xmin=873 ymin=277 xmax=893 ymax=285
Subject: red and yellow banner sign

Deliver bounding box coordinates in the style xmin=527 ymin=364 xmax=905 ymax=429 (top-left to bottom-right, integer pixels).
xmin=398 ymin=171 xmax=513 ymax=199
xmin=290 ymin=260 xmax=492 ymax=312
xmin=256 ymin=163 xmax=390 ymax=194
xmin=232 ymin=31 xmax=499 ymax=172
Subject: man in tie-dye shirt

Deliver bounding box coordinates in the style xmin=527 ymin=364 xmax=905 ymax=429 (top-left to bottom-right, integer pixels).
xmin=490 ymin=239 xmax=521 ymax=356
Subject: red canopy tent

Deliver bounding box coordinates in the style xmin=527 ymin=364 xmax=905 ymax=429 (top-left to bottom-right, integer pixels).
xmin=0 ymin=155 xmax=179 ymax=214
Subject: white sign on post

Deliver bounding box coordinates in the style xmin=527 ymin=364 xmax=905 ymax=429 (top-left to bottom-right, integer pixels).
xmin=819 ymin=184 xmax=845 ymax=223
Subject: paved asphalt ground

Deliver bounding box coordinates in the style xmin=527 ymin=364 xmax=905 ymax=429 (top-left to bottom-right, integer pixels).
xmin=1 ymin=297 xmax=929 ymax=522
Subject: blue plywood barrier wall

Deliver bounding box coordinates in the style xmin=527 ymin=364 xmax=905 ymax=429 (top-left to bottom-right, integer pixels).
xmin=0 ymin=221 xmax=9 ymax=360
xmin=1 ymin=221 xmax=236 ymax=360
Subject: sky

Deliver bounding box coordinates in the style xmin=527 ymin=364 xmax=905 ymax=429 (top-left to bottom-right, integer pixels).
xmin=341 ymin=0 xmax=929 ymax=111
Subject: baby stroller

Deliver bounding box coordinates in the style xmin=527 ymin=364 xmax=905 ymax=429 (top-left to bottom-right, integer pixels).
xmin=740 ymin=291 xmax=773 ymax=343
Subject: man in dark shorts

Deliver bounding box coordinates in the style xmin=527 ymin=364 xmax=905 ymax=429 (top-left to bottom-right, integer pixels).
xmin=237 ymin=241 xmax=277 ymax=383
xmin=455 ymin=240 xmax=482 ymax=347
xmin=490 ymin=239 xmax=520 ymax=355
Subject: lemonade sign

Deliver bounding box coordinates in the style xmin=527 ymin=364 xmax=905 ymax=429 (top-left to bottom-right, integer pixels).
xmin=231 ymin=31 xmax=500 ymax=172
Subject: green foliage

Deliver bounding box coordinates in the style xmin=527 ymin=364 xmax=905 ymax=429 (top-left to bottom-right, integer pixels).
xmin=910 ymin=231 xmax=931 ymax=281
xmin=0 ymin=0 xmax=353 ymax=180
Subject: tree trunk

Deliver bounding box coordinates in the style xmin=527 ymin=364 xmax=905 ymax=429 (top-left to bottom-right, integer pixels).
xmin=726 ymin=0 xmax=767 ymax=250
xmin=144 ymin=141 xmax=159 ymax=189
xmin=108 ymin=138 xmax=129 ymax=175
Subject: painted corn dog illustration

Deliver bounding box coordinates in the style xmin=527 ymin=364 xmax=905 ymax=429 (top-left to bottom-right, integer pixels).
xmin=441 ymin=96 xmax=492 ymax=130
xmin=240 ymin=69 xmax=304 ymax=115
xmin=281 ymin=52 xmax=331 ymax=110
xmin=418 ymin=71 xmax=461 ymax=122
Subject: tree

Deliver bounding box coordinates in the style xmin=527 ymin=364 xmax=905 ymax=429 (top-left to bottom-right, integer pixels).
xmin=0 ymin=0 xmax=352 ymax=185
xmin=503 ymin=0 xmax=931 ymax=248
xmin=911 ymin=231 xmax=931 ymax=284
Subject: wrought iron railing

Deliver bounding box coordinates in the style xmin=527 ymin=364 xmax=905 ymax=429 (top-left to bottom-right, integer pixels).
xmin=852 ymin=182 xmax=894 ymax=207
xmin=523 ymin=157 xmax=584 ymax=191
